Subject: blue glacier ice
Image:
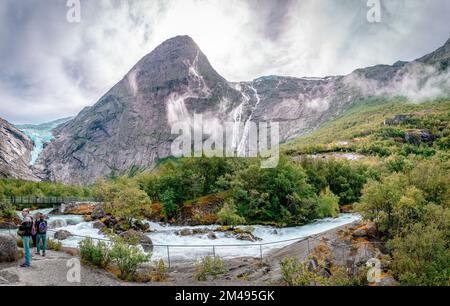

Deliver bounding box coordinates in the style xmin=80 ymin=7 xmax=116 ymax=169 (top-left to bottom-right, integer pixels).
xmin=17 ymin=117 xmax=73 ymax=165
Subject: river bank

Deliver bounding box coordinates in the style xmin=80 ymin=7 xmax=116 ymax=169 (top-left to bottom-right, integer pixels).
xmin=0 ymin=208 xmax=361 ymax=262
xmin=2 ymin=220 xmax=381 ymax=286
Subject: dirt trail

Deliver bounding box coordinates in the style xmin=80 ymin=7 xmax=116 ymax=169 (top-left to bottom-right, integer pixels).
xmin=0 ymin=250 xmax=124 ymax=286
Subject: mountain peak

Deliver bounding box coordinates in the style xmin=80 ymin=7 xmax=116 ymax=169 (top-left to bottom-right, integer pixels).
xmin=127 ymin=35 xmax=226 ymax=90
xmin=416 ymin=36 xmax=450 ymax=67
xmin=138 ymin=35 xmax=202 ymax=67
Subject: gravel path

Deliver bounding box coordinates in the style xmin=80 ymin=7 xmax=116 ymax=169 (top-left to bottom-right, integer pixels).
xmin=0 ymin=250 xmax=124 ymax=286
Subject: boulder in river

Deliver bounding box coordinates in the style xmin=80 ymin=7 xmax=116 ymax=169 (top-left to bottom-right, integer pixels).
xmin=92 ymin=221 xmax=106 ymax=230
xmin=54 ymin=230 xmax=73 ymax=241
xmin=0 ymin=235 xmax=18 ymax=262
xmin=236 ymin=232 xmax=261 ymax=242
xmin=207 ymin=232 xmax=218 ymax=240
xmin=178 ymin=228 xmax=194 ymax=236
xmin=119 ymin=230 xmax=153 ymax=253
xmin=91 ymin=206 xmax=106 ymax=220
xmin=48 ymin=219 xmax=67 ymax=229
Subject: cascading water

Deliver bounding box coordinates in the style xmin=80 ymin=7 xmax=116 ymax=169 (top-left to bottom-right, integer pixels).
xmin=1 ymin=210 xmax=361 ymax=262
xmin=237 ymin=84 xmax=262 ymax=156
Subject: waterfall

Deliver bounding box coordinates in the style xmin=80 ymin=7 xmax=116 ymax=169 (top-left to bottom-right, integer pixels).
xmin=237 ymin=84 xmax=262 ymax=156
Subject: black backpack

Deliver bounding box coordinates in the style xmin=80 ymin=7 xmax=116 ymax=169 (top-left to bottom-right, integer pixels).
xmin=37 ymin=220 xmax=47 ymax=234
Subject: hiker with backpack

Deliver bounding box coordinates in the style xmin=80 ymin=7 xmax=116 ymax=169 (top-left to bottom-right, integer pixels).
xmin=17 ymin=208 xmax=34 ymax=268
xmin=35 ymin=212 xmax=48 ymax=256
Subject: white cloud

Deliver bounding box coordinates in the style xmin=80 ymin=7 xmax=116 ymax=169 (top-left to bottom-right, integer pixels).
xmin=0 ymin=0 xmax=449 ymax=123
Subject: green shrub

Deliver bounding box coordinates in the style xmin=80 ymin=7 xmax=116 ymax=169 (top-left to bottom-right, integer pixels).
xmin=217 ymin=200 xmax=246 ymax=225
xmin=316 ymin=188 xmax=340 ymax=218
xmin=390 ymin=223 xmax=450 ymax=286
xmin=108 ymin=236 xmax=150 ymax=281
xmin=0 ymin=200 xmax=15 ymax=219
xmin=45 ymin=238 xmax=62 ymax=251
xmin=79 ymin=238 xmax=110 ymax=268
xmin=280 ymin=257 xmax=367 ymax=286
xmin=151 ymin=259 xmax=168 ymax=282
xmin=280 ymin=257 xmax=319 ymax=286
xmin=193 ymin=256 xmax=226 ymax=281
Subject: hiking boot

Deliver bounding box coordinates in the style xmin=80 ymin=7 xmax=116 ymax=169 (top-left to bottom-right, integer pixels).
xmin=20 ymin=263 xmax=30 ymax=268
xmin=42 ymin=252 xmax=46 ymax=257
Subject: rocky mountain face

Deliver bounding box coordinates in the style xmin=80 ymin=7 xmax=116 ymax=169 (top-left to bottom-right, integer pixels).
xmin=0 ymin=117 xmax=38 ymax=181
xmin=35 ymin=36 xmax=450 ymax=185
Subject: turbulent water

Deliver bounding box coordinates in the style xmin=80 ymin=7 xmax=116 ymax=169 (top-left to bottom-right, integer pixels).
xmin=2 ymin=210 xmax=360 ymax=262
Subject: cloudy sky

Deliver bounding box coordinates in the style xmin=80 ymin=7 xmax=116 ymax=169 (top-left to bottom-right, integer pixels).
xmin=0 ymin=0 xmax=449 ymax=124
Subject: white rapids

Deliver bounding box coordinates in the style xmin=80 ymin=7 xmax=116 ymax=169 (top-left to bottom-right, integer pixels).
xmin=2 ymin=210 xmax=360 ymax=262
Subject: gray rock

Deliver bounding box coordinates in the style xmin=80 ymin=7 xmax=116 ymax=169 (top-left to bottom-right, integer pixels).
xmin=48 ymin=219 xmax=67 ymax=229
xmin=92 ymin=221 xmax=106 ymax=230
xmin=207 ymin=232 xmax=218 ymax=240
xmin=0 ymin=118 xmax=38 ymax=181
xmin=306 ymin=257 xmax=318 ymax=272
xmin=0 ymin=221 xmax=17 ymax=230
xmin=178 ymin=228 xmax=194 ymax=236
xmin=91 ymin=206 xmax=106 ymax=220
xmin=352 ymin=228 xmax=368 ymax=238
xmin=0 ymin=234 xmax=19 ymax=262
xmin=54 ymin=230 xmax=73 ymax=241
xmin=0 ymin=271 xmax=20 ymax=284
xmin=353 ymin=243 xmax=377 ymax=266
xmin=378 ymin=275 xmax=397 ymax=286
xmin=119 ymin=230 xmax=153 ymax=253
xmin=366 ymin=221 xmax=377 ymax=237
xmin=236 ymin=232 xmax=261 ymax=242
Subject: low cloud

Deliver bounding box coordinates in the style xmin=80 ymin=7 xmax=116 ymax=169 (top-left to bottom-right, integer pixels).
xmin=0 ymin=0 xmax=449 ymax=123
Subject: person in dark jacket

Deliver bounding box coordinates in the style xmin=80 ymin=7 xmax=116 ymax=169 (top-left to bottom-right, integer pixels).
xmin=17 ymin=208 xmax=33 ymax=267
xmin=35 ymin=213 xmax=48 ymax=256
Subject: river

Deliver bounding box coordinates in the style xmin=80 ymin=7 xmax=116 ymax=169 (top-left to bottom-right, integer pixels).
xmin=2 ymin=209 xmax=361 ymax=261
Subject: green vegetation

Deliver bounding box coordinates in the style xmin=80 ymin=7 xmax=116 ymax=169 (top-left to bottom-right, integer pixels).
xmin=0 ymin=179 xmax=92 ymax=199
xmin=108 ymin=236 xmax=151 ymax=281
xmin=93 ymin=156 xmax=342 ymax=226
xmin=79 ymin=236 xmax=150 ymax=281
xmin=217 ymin=200 xmax=246 ymax=225
xmin=0 ymin=200 xmax=15 ymax=220
xmin=3 ymin=97 xmax=449 ymax=286
xmin=150 ymin=259 xmax=168 ymax=282
xmin=354 ymin=156 xmax=449 ymax=285
xmin=79 ymin=238 xmax=110 ymax=268
xmin=93 ymin=177 xmax=150 ymax=226
xmin=316 ymin=188 xmax=340 ymax=218
xmin=283 ymin=98 xmax=450 ymax=160
xmin=193 ymin=256 xmax=226 ymax=281
xmin=280 ymin=257 xmax=367 ymax=286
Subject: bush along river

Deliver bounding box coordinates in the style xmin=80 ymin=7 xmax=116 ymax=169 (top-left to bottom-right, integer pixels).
xmin=1 ymin=207 xmax=361 ymax=262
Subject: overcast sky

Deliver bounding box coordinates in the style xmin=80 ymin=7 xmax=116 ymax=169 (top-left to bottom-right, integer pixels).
xmin=0 ymin=0 xmax=449 ymax=124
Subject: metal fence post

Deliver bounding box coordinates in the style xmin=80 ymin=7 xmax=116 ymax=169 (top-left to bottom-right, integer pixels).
xmin=307 ymin=237 xmax=310 ymax=254
xmin=259 ymin=244 xmax=263 ymax=263
xmin=212 ymin=245 xmax=216 ymax=258
xmin=166 ymin=246 xmax=171 ymax=269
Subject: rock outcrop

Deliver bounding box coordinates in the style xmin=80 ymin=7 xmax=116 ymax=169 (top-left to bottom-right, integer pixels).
xmin=119 ymin=229 xmax=153 ymax=253
xmin=35 ymin=36 xmax=450 ymax=185
xmin=0 ymin=117 xmax=38 ymax=181
xmin=0 ymin=234 xmax=19 ymax=262
xmin=54 ymin=230 xmax=73 ymax=240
